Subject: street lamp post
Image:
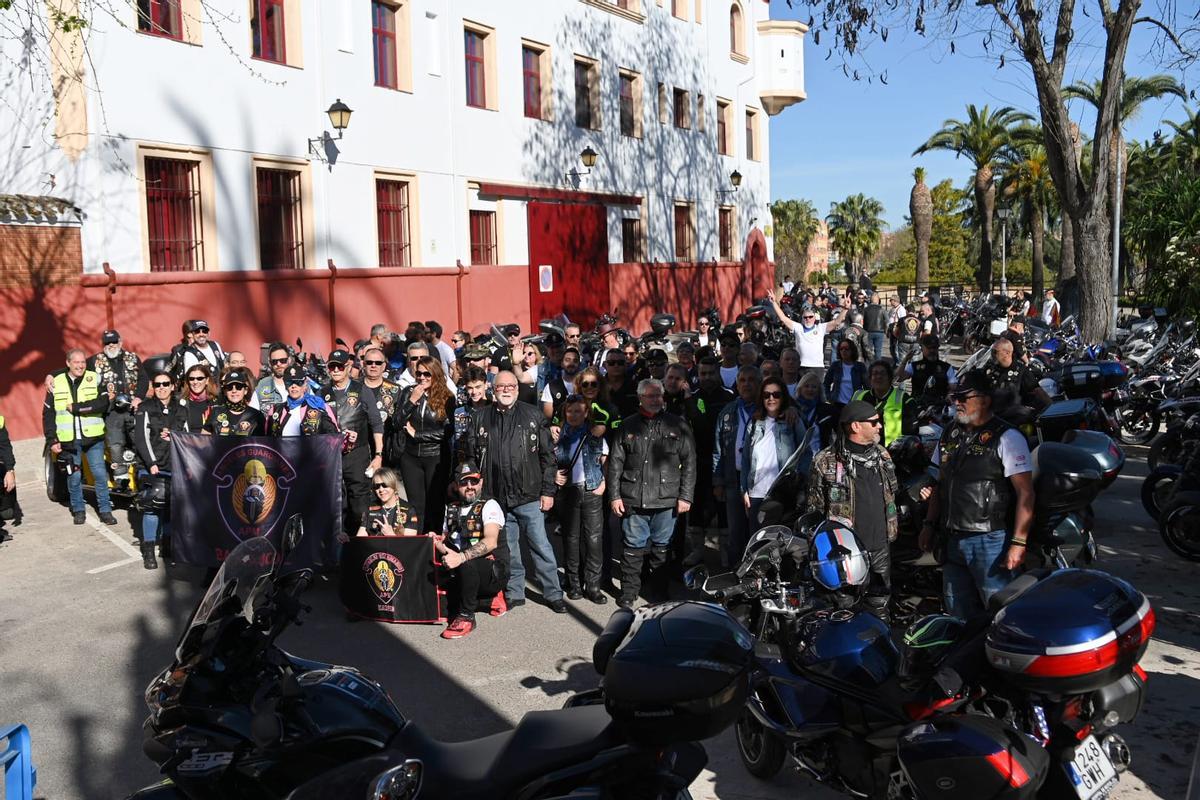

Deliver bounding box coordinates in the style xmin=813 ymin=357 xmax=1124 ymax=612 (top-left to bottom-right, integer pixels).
xmin=997 ymin=207 xmax=1010 ymax=296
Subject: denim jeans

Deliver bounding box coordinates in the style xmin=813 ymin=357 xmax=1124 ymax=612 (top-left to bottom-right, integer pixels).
xmin=868 ymin=332 xmax=886 ymax=362
xmin=67 ymin=440 xmax=113 ymax=514
xmin=621 ymin=507 xmax=677 ymax=549
xmin=503 ymin=500 xmax=564 ymax=603
xmin=943 ymin=529 xmax=1014 ymax=619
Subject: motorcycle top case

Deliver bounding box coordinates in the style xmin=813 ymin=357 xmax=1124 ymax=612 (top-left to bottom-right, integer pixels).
xmin=1095 ymin=360 xmax=1129 ymax=390
xmin=1060 ymin=364 xmax=1104 ymax=400
xmin=1031 ymin=441 xmax=1104 ymax=515
xmin=986 ymin=569 xmax=1155 ymax=695
xmin=1062 ymin=429 xmax=1125 ymax=488
xmin=1036 ymin=398 xmax=1097 ymax=443
xmin=601 ymin=602 xmax=755 ymax=746
xmin=897 ymin=714 xmax=1050 ymax=800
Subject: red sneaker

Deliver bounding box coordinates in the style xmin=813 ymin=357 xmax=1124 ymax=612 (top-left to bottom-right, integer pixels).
xmin=489 ymin=591 xmax=509 ymax=617
xmin=441 ymin=617 xmax=476 ymax=639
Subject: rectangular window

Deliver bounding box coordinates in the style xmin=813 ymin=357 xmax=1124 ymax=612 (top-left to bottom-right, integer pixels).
xmin=145 ymin=156 xmax=202 ymax=272
xmin=671 ymin=0 xmax=687 ymax=20
xmin=673 ymin=88 xmax=690 ymax=129
xmin=376 ymin=179 xmax=411 ymax=267
xmin=618 ymin=69 xmax=642 ymax=138
xmin=719 ymin=207 xmax=735 ymax=260
xmin=464 ymin=29 xmax=487 ymax=108
xmin=673 ymin=203 xmax=694 ymax=261
xmin=251 ymin=0 xmax=286 ymax=63
xmin=372 ymin=1 xmax=398 ymax=88
xmin=256 ymin=167 xmax=304 ymax=270
xmin=523 ymin=46 xmax=543 ymax=119
xmin=716 ymin=99 xmax=731 ymax=155
xmin=137 ymin=0 xmax=181 ymax=39
xmin=469 ymin=210 xmax=497 ymax=265
xmin=574 ymin=58 xmax=599 ymax=129
xmin=621 ymin=218 xmax=643 ymax=262
xmin=746 ymin=108 xmax=759 ymax=161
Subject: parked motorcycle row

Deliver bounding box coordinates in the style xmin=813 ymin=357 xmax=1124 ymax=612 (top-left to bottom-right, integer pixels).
xmin=123 ymin=296 xmax=1181 ymax=800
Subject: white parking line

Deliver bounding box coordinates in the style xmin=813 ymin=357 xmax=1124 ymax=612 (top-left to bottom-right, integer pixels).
xmin=87 ymin=514 xmax=141 ymax=559
xmin=87 ymin=556 xmax=141 ymax=574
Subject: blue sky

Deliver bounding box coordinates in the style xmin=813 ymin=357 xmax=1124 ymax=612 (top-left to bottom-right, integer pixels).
xmin=767 ymin=0 xmax=1197 ymax=228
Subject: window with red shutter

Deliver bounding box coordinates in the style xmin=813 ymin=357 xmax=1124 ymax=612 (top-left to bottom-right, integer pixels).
xmin=619 ymin=73 xmax=636 ymax=136
xmin=377 ymin=179 xmax=411 ymax=267
xmin=719 ymin=208 xmax=734 ymax=260
xmin=717 ymin=101 xmax=729 ymax=155
xmin=465 ymin=30 xmax=486 ymax=108
xmin=257 ymin=168 xmax=303 ymax=270
xmin=469 ymin=210 xmax=497 ymax=265
xmin=251 ymin=0 xmax=286 ymax=63
xmin=372 ymin=1 xmax=398 ymax=89
xmin=137 ymin=0 xmax=182 ymax=40
xmin=674 ymin=205 xmax=692 ymax=260
xmin=145 ymin=157 xmax=202 ymax=272
xmin=621 ymin=218 xmax=642 ymax=262
xmin=522 ymin=46 xmax=542 ymax=119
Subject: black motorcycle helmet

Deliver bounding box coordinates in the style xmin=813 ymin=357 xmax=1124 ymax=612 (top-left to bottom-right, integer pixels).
xmin=137 ymin=474 xmax=171 ymax=514
xmin=649 ymin=313 xmax=676 ymax=337
xmin=111 ymin=394 xmax=133 ymax=414
xmin=600 ymin=602 xmax=754 ymax=746
xmin=897 ymin=614 xmax=966 ymax=687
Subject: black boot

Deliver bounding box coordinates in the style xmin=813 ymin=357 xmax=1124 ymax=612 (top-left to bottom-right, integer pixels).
xmin=141 ymin=542 xmax=158 ymax=570
xmin=646 ymin=546 xmax=673 ymax=603
xmin=618 ymin=547 xmax=647 ymax=608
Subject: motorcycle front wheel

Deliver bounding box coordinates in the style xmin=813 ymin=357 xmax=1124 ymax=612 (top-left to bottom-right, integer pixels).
xmin=1149 ymin=429 xmax=1198 ymax=471
xmin=1141 ymin=468 xmax=1181 ymax=521
xmin=734 ymin=709 xmax=786 ymax=779
xmin=1116 ymin=404 xmax=1160 ymax=445
xmin=1160 ymin=494 xmax=1200 ymax=562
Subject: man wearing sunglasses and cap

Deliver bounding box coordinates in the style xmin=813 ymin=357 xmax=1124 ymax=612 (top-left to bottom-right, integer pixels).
xmin=434 ymin=461 xmax=510 ymax=638
xmin=91 ymin=329 xmax=146 ymax=480
xmin=768 ymin=288 xmax=845 ymax=384
xmin=181 ymin=320 xmax=226 ymax=375
xmin=204 ymin=368 xmax=266 ymax=436
xmin=321 ymin=348 xmax=385 ymax=537
xmin=268 ymin=365 xmax=339 ymax=437
xmin=807 ymin=400 xmax=900 ymax=618
xmin=920 ymin=371 xmax=1035 ymax=619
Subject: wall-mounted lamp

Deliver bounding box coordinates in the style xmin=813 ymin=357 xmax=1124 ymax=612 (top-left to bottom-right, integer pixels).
xmin=716 ymin=169 xmax=742 ymax=198
xmin=308 ymin=99 xmax=354 ymax=162
xmin=565 ymin=146 xmax=599 ymax=180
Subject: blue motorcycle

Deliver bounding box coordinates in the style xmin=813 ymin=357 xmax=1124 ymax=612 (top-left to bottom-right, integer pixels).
xmin=689 ymin=521 xmax=1153 ymax=800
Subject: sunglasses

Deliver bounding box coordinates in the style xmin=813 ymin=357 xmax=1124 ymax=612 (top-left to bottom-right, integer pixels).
xmin=225 ymin=383 xmax=247 ymax=391
xmin=606 ymin=359 xmax=626 ymax=367
xmin=270 ymin=357 xmax=289 ymax=365
xmin=415 ymin=370 xmax=433 ymax=378
xmin=803 ymin=316 xmax=817 ymax=321
xmin=152 ymin=381 xmax=173 ymax=388
xmin=953 ymin=393 xmax=983 ymax=403
xmin=328 ymin=363 xmax=347 ymax=370
xmin=363 ymin=359 xmax=386 ymax=366
xmin=762 ymin=391 xmax=784 ymax=399
xmin=285 ymin=380 xmax=307 ymax=387
xmin=187 ymin=375 xmax=208 ymax=382
xmin=372 ymin=483 xmax=391 ymax=490
xmin=861 ymin=418 xmax=883 ymax=426
xmin=194 ymin=327 xmax=209 ymax=333
xmin=579 ymin=381 xmax=599 ymax=388
xmin=458 ymin=477 xmax=482 ymax=486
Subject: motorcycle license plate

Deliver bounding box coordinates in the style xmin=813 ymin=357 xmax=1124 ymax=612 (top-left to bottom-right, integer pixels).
xmin=1066 ymin=735 xmax=1118 ymax=800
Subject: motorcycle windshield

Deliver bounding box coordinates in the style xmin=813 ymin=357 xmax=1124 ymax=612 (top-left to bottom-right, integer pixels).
xmin=176 ymin=537 xmax=278 ymax=662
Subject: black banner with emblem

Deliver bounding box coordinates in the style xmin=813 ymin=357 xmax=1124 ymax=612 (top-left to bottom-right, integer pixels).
xmin=169 ymin=433 xmax=343 ymax=567
xmin=339 ymin=536 xmax=446 ymax=623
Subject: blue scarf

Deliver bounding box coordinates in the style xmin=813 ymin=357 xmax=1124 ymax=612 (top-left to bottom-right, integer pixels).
xmin=285 ymin=393 xmax=326 ymax=411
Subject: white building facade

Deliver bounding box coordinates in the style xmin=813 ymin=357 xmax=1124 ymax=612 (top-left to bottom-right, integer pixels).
xmin=3 ymin=0 xmax=806 ymax=275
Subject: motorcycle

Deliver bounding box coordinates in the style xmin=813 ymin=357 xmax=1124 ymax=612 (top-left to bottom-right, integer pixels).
xmin=1158 ymin=444 xmax=1200 ymax=562
xmin=1148 ymin=406 xmax=1200 ymax=471
xmin=127 ymin=516 xmax=735 ymax=800
xmin=688 ymin=522 xmax=1153 ymax=800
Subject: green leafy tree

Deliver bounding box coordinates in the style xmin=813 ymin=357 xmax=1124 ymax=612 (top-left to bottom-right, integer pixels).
xmin=914 ymin=104 xmax=1032 ymax=293
xmin=826 ymin=194 xmax=887 ymax=284
xmin=770 ymin=199 xmax=821 ymax=283
xmin=879 ymin=180 xmax=972 ymax=286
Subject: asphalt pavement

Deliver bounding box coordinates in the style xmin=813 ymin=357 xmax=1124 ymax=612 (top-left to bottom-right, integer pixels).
xmin=0 ymin=428 xmax=1197 ymax=799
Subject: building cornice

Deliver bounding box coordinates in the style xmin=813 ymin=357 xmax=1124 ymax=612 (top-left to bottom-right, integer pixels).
xmin=579 ymin=0 xmax=646 ymax=25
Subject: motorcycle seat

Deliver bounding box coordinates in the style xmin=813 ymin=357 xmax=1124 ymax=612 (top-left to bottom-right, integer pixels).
xmin=393 ymin=703 xmax=620 ymax=800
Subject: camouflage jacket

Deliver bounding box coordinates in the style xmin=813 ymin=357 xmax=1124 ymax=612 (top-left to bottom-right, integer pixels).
xmin=806 ymin=441 xmax=899 ymax=543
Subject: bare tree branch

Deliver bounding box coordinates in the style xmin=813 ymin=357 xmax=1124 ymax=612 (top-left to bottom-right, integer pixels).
xmin=1135 ymin=15 xmax=1200 ymax=60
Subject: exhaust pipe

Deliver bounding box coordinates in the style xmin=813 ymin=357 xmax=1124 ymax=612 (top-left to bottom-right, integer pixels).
xmin=1102 ymin=733 xmax=1132 ymax=773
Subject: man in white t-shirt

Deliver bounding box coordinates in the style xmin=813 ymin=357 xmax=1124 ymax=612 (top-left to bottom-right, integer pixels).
xmin=1041 ymin=289 xmax=1061 ymax=327
xmin=768 ymin=288 xmax=845 ymax=380
xmin=920 ymin=371 xmax=1034 ymax=619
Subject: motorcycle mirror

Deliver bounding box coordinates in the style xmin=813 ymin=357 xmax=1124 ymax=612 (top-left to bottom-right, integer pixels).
xmin=281 ymin=514 xmax=303 ymax=560
xmin=683 ymin=565 xmax=708 ymax=591
xmin=295 ymin=338 xmax=303 ymax=349
xmin=795 ymin=510 xmax=824 ymax=535
xmin=335 ymin=337 xmax=348 ymax=348
xmin=369 ymin=760 xmax=424 ymax=800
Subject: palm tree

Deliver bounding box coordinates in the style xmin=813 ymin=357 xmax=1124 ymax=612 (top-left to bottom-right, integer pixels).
xmin=909 ymin=167 xmax=933 ymax=291
xmin=769 ymin=199 xmax=821 ymax=281
xmin=914 ymin=104 xmax=1032 ymax=293
xmin=826 ymin=194 xmax=886 ymax=284
xmin=1166 ymin=108 xmax=1200 ymax=171
xmin=1001 ymin=125 xmax=1057 ymax=300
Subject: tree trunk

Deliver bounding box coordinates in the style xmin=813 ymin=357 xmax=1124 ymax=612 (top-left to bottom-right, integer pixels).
xmin=975 ymin=165 xmax=995 ymax=293
xmin=1073 ymin=204 xmax=1113 ymax=341
xmin=911 ymin=178 xmax=933 ymax=292
xmin=1059 ymin=214 xmax=1076 ymax=284
xmin=1030 ymin=199 xmax=1045 ymax=300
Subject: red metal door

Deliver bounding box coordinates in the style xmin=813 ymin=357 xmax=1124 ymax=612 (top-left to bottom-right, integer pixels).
xmin=526 ymin=201 xmax=609 ymax=329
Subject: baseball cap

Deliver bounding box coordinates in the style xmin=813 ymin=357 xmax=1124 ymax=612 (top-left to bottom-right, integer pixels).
xmin=463 ymin=343 xmax=491 ymax=361
xmin=283 ymin=365 xmax=307 ymax=384
xmin=951 ymin=370 xmax=993 ymax=399
xmin=101 ymin=329 xmax=121 ymax=345
xmin=454 ymin=461 xmax=482 ymax=482
xmin=327 ymin=348 xmax=353 ymax=366
xmin=188 ymin=320 xmax=209 ymax=333
xmin=647 ymin=348 xmax=668 ymax=363
xmin=503 ymin=324 xmax=521 ymax=337
xmin=839 ymin=400 xmax=880 ymax=425
xmin=543 ymin=331 xmax=565 ymax=348
xmin=222 ymin=368 xmax=251 ymax=387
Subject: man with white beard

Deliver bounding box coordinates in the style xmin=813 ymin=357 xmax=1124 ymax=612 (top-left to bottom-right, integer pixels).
xmin=918 ymin=371 xmax=1035 ymax=620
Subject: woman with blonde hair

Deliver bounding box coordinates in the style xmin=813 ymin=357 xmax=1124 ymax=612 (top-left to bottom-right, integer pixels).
xmin=353 ymin=467 xmax=420 ymax=537
xmin=396 ymin=355 xmax=456 ymax=532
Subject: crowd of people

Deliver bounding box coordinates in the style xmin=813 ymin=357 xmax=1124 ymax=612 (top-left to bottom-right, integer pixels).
xmin=33 ymin=278 xmax=1060 ymax=638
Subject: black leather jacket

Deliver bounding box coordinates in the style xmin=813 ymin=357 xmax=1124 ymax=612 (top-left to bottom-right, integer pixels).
xmin=937 ymin=415 xmax=1013 ymax=533
xmin=134 ymin=397 xmax=186 ymax=469
xmin=465 ymin=401 xmax=557 ymax=509
xmin=608 ymin=411 xmax=697 ymax=509
xmin=397 ymin=386 xmax=455 ymax=457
